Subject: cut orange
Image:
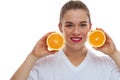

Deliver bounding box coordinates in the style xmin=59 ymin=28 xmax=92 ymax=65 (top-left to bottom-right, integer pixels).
xmin=88 ymin=30 xmax=106 ymax=47
xmin=47 ymin=32 xmax=64 ymax=51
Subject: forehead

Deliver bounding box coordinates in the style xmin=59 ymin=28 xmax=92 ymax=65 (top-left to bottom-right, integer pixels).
xmin=62 ymin=9 xmax=89 ymax=23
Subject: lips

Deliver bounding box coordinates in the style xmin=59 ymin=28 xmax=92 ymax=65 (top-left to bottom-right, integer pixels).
xmin=70 ymin=37 xmax=82 ymax=42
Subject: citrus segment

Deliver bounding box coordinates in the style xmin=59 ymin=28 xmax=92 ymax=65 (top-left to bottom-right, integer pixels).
xmin=88 ymin=30 xmax=106 ymax=47
xmin=47 ymin=32 xmax=64 ymax=51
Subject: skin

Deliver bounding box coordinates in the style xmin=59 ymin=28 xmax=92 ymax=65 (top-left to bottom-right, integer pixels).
xmin=94 ymin=28 xmax=120 ymax=68
xmin=59 ymin=9 xmax=91 ymax=66
xmin=10 ymin=9 xmax=120 ymax=80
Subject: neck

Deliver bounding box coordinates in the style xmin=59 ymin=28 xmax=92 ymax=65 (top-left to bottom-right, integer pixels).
xmin=63 ymin=46 xmax=88 ymax=58
xmin=63 ymin=46 xmax=88 ymax=67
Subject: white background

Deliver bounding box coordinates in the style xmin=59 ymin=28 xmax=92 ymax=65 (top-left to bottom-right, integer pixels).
xmin=0 ymin=0 xmax=120 ymax=80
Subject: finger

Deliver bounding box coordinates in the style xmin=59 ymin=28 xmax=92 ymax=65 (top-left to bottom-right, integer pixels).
xmin=96 ymin=28 xmax=112 ymax=40
xmin=40 ymin=32 xmax=55 ymax=41
xmin=36 ymin=32 xmax=56 ymax=45
xmin=49 ymin=50 xmax=58 ymax=54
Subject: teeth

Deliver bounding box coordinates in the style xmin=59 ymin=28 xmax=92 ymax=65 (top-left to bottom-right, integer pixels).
xmin=72 ymin=38 xmax=80 ymax=40
xmin=71 ymin=37 xmax=82 ymax=40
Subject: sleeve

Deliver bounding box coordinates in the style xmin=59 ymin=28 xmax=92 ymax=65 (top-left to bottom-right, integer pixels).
xmin=110 ymin=65 xmax=120 ymax=80
xmin=27 ymin=60 xmax=43 ymax=80
xmin=102 ymin=56 xmax=120 ymax=80
xmin=27 ymin=66 xmax=39 ymax=80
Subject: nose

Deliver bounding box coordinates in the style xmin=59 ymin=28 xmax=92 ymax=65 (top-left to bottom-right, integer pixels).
xmin=72 ymin=26 xmax=80 ymax=35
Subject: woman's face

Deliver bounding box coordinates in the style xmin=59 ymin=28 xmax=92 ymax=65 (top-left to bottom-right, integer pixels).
xmin=59 ymin=9 xmax=91 ymax=50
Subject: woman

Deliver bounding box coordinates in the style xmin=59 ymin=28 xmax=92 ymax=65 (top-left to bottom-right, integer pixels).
xmin=11 ymin=0 xmax=120 ymax=80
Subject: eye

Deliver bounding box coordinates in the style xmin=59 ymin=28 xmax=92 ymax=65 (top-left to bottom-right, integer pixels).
xmin=80 ymin=23 xmax=87 ymax=27
xmin=65 ymin=23 xmax=74 ymax=28
xmin=65 ymin=24 xmax=73 ymax=27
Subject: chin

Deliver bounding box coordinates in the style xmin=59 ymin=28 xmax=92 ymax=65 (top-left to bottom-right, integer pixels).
xmin=71 ymin=45 xmax=84 ymax=50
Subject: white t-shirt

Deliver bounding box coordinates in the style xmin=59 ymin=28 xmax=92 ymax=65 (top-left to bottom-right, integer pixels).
xmin=28 ymin=49 xmax=120 ymax=80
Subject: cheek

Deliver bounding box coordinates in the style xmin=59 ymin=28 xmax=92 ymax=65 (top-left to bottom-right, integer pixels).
xmin=82 ymin=28 xmax=90 ymax=37
xmin=62 ymin=28 xmax=71 ymax=40
xmin=62 ymin=27 xmax=71 ymax=35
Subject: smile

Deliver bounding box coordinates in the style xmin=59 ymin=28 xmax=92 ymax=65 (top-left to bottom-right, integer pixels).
xmin=70 ymin=37 xmax=82 ymax=42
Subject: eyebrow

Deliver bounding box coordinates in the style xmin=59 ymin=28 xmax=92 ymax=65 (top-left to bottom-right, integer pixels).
xmin=80 ymin=21 xmax=88 ymax=23
xmin=65 ymin=21 xmax=88 ymax=24
xmin=65 ymin=21 xmax=72 ymax=24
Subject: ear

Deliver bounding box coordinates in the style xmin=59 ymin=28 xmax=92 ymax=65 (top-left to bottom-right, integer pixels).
xmin=58 ymin=23 xmax=63 ymax=33
xmin=89 ymin=23 xmax=92 ymax=31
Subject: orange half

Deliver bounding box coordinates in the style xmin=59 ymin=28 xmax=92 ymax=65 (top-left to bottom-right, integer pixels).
xmin=47 ymin=32 xmax=64 ymax=51
xmin=88 ymin=30 xmax=106 ymax=47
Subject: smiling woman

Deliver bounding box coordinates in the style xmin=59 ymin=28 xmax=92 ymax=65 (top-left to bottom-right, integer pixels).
xmin=9 ymin=0 xmax=120 ymax=80
xmin=0 ymin=0 xmax=120 ymax=80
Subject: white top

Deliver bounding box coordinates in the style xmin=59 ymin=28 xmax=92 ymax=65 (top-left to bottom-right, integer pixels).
xmin=28 ymin=49 xmax=120 ymax=80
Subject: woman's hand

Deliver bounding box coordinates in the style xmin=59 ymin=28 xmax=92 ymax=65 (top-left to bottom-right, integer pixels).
xmin=93 ymin=28 xmax=117 ymax=55
xmin=93 ymin=28 xmax=120 ymax=68
xmin=31 ymin=32 xmax=58 ymax=58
